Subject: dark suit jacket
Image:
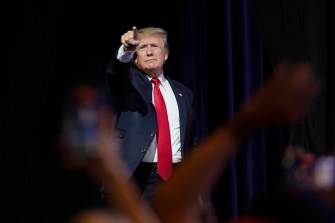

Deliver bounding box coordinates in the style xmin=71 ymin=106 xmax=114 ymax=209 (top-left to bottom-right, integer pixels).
xmin=105 ymin=53 xmax=198 ymax=180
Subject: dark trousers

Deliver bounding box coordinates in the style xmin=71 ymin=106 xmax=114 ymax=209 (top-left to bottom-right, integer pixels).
xmin=131 ymin=162 xmax=162 ymax=201
xmin=131 ymin=162 xmax=182 ymax=201
xmin=101 ymin=162 xmax=168 ymax=206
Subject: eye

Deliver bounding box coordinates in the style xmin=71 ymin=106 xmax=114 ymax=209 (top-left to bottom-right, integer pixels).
xmin=151 ymin=44 xmax=160 ymax=50
xmin=137 ymin=45 xmax=147 ymax=52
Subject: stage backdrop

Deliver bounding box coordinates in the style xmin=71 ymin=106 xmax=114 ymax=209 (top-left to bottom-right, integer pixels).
xmin=2 ymin=0 xmax=334 ymax=222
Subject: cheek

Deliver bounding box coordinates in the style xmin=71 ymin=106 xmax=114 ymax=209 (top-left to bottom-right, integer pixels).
xmin=135 ymin=57 xmax=143 ymax=66
xmin=134 ymin=57 xmax=145 ymax=69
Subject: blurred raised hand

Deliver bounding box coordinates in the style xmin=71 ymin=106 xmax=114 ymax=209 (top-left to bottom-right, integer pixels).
xmin=152 ymin=61 xmax=320 ymax=223
xmin=59 ymin=83 xmax=160 ymax=223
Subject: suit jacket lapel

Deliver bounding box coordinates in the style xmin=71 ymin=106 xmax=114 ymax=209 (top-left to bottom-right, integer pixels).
xmin=130 ymin=68 xmax=153 ymax=103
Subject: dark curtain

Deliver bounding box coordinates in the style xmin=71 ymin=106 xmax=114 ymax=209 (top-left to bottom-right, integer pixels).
xmin=251 ymin=0 xmax=335 ymax=155
xmin=2 ymin=0 xmax=333 ymax=223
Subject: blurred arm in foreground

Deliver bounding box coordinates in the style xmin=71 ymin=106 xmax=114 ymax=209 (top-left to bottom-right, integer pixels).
xmin=151 ymin=61 xmax=320 ymax=223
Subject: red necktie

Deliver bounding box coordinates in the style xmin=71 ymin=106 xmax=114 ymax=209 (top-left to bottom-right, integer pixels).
xmin=151 ymin=77 xmax=172 ymax=180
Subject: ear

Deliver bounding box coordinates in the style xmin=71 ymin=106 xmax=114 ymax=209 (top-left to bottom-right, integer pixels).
xmin=164 ymin=54 xmax=168 ymax=61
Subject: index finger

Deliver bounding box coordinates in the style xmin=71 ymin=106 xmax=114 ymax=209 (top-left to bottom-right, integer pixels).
xmin=132 ymin=26 xmax=138 ymax=40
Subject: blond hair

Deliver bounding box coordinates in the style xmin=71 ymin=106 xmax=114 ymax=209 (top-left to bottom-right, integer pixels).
xmin=137 ymin=27 xmax=169 ymax=51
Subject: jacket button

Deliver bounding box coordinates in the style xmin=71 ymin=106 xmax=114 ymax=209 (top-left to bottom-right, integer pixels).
xmin=141 ymin=149 xmax=146 ymax=153
xmin=150 ymin=132 xmax=155 ymax=137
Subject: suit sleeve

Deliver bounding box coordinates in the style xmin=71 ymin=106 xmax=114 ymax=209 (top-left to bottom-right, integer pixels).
xmin=105 ymin=52 xmax=133 ymax=113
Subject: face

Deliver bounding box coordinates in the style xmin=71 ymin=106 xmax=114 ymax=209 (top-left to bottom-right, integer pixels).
xmin=134 ymin=34 xmax=169 ymax=77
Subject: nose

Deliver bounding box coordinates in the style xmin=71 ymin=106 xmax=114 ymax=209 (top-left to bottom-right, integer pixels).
xmin=146 ymin=46 xmax=153 ymax=55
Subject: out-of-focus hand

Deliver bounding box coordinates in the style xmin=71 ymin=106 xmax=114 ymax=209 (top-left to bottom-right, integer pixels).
xmin=242 ymin=61 xmax=320 ymax=126
xmin=121 ymin=26 xmax=139 ymax=51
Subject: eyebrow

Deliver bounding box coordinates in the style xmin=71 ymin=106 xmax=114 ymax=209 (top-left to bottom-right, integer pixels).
xmin=139 ymin=42 xmax=159 ymax=46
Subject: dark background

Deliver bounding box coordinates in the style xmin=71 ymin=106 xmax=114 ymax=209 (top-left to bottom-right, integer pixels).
xmin=2 ymin=0 xmax=335 ymax=222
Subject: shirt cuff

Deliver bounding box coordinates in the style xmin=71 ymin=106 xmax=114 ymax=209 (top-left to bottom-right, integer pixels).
xmin=117 ymin=45 xmax=136 ymax=63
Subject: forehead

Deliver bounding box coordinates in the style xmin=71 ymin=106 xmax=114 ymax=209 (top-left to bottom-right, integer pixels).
xmin=138 ymin=34 xmax=163 ymax=45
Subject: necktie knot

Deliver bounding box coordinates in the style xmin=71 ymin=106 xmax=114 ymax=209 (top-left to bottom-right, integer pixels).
xmin=151 ymin=77 xmax=160 ymax=85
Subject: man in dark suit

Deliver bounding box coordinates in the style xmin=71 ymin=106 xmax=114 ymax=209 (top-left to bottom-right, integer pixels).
xmin=105 ymin=26 xmax=199 ymax=200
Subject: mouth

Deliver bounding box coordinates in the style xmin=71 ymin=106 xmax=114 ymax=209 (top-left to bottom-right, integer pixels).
xmin=145 ymin=59 xmax=157 ymax=62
